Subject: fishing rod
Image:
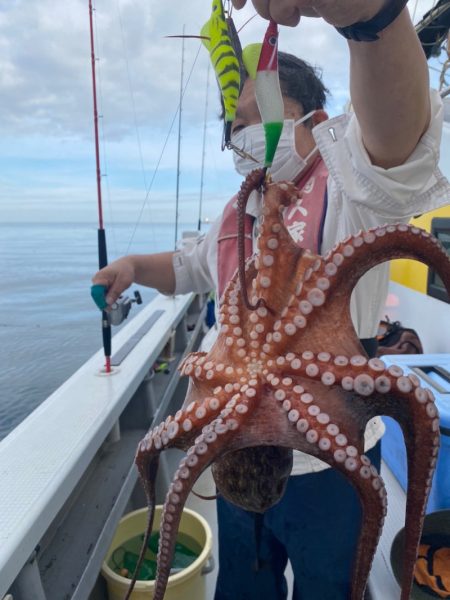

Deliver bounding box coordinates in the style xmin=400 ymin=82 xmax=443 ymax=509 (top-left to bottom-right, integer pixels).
xmin=88 ymin=0 xmax=111 ymax=373
xmin=88 ymin=0 xmax=142 ymax=373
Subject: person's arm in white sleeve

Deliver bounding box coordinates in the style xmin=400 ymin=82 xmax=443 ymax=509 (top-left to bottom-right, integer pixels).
xmin=332 ymin=90 xmax=450 ymax=220
xmin=92 ymin=217 xmax=220 ymax=306
xmin=172 ymin=217 xmax=221 ymax=296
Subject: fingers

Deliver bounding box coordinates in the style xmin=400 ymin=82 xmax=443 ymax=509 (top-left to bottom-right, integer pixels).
xmin=269 ymin=0 xmax=301 ymax=25
xmin=232 ymin=0 xmax=318 ymax=26
xmin=92 ymin=260 xmax=134 ymax=306
xmin=104 ymin=278 xmax=128 ymax=306
xmin=252 ymin=0 xmax=270 ymax=19
xmin=232 ymin=0 xmax=271 ymax=18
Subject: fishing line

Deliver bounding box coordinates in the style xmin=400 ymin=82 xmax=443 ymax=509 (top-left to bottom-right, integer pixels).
xmin=198 ymin=62 xmax=211 ymax=231
xmin=116 ymin=0 xmax=149 ymax=194
xmin=124 ymin=42 xmax=203 ymax=255
xmin=115 ymin=0 xmax=159 ymax=255
xmin=174 ymin=25 xmax=185 ymax=249
xmin=412 ymin=0 xmax=420 ymax=23
xmin=237 ymin=12 xmax=258 ymax=33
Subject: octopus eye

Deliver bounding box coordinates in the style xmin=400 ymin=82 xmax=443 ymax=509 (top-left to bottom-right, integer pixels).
xmin=269 ymin=36 xmax=277 ymax=46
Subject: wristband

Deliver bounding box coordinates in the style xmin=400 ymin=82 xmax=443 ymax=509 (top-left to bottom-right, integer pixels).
xmin=335 ymin=0 xmax=408 ymax=42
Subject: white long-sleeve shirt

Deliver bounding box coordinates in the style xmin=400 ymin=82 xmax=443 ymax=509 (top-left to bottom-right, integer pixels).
xmin=172 ymin=89 xmax=450 ymax=475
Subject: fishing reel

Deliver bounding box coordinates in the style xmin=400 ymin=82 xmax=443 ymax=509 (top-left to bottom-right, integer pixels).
xmin=91 ymin=285 xmax=143 ymax=326
xmin=107 ymin=291 xmax=143 ymax=326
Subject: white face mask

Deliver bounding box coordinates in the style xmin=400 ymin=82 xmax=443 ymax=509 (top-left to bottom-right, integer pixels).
xmin=231 ymin=110 xmax=318 ymax=182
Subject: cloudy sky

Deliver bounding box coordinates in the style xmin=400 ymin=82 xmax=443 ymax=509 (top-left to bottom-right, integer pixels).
xmin=0 ymin=0 xmax=443 ymax=229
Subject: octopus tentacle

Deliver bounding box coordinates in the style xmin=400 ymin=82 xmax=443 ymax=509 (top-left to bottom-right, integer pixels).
xmin=179 ymin=351 xmax=207 ymax=374
xmin=268 ymin=358 xmax=440 ymax=600
xmin=217 ymin=282 xmax=253 ymax=363
xmin=274 ymin=351 xmax=410 ymax=394
xmin=123 ymin=452 xmax=160 ymax=600
xmin=349 ymin=469 xmax=387 ymax=600
xmin=217 ymin=266 xmax=283 ymax=375
xmin=153 ymin=393 xmax=260 ymax=600
xmin=144 ymin=390 xmax=234 ymax=454
xmin=180 ymin=353 xmax=235 ymax=387
xmin=265 ymin=350 xmax=367 ymax=387
xmin=280 ymin=390 xmax=387 ymax=600
xmin=275 ymin=386 xmax=366 ymax=468
xmin=293 ymin=225 xmax=450 ymax=347
xmin=368 ymin=383 xmax=440 ymax=600
xmin=236 ymin=168 xmax=266 ymax=311
xmin=125 ymin=388 xmax=236 ymax=599
xmin=223 ymin=288 xmax=275 ymax=360
xmin=249 ymin=180 xmax=450 ymax=358
xmin=251 ymin=181 xmax=304 ymax=314
xmin=297 ymin=357 xmax=440 ymax=600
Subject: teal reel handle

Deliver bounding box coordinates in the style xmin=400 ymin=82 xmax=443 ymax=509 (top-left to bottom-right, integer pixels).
xmin=91 ymin=284 xmax=108 ymax=311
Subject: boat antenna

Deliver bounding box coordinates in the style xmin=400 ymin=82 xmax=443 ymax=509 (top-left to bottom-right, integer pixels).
xmin=174 ymin=25 xmax=185 ymax=249
xmin=198 ymin=62 xmax=210 ymax=231
xmin=88 ymin=0 xmax=111 ymax=373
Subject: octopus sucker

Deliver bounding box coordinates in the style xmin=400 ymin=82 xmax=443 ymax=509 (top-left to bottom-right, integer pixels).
xmin=126 ymin=171 xmax=450 ymax=600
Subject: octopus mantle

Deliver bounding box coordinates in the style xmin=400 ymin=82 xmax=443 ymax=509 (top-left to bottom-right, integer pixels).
xmin=126 ymin=173 xmax=450 ymax=600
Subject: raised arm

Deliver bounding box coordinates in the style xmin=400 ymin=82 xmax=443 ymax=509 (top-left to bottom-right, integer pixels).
xmin=347 ymin=7 xmax=430 ymax=168
xmin=232 ymin=0 xmax=431 ymax=168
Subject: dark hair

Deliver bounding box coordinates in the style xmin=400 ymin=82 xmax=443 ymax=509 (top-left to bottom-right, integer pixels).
xmin=278 ymin=51 xmax=329 ymax=125
xmin=218 ymin=51 xmax=329 ymax=126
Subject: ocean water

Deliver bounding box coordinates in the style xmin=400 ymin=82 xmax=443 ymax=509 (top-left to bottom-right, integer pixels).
xmin=0 ymin=221 xmax=202 ymax=441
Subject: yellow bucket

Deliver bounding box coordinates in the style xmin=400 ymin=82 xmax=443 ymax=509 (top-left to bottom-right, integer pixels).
xmin=101 ymin=506 xmax=213 ymax=600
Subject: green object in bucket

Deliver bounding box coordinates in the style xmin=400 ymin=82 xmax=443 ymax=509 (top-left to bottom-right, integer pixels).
xmin=110 ymin=531 xmax=201 ymax=580
xmin=124 ymin=551 xmax=156 ymax=581
xmin=147 ymin=531 xmax=199 ymax=570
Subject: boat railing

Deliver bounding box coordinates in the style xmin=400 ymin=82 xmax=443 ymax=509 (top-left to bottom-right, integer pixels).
xmin=0 ymin=291 xmax=207 ymax=600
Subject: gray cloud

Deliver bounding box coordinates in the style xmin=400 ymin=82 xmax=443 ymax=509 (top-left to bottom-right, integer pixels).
xmin=0 ymin=1 xmax=433 ymax=139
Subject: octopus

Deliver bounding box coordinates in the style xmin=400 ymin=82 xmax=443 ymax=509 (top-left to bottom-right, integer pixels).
xmin=125 ymin=170 xmax=450 ymax=600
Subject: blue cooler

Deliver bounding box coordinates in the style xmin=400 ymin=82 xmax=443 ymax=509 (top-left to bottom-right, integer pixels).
xmin=381 ymin=353 xmax=450 ymax=513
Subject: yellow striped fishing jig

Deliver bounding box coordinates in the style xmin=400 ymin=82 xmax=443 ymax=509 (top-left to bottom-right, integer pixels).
xmin=201 ymin=0 xmax=244 ymax=147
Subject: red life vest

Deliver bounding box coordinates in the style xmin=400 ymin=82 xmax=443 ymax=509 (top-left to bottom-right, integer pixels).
xmin=217 ymin=157 xmax=329 ymax=299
